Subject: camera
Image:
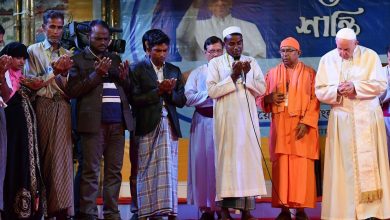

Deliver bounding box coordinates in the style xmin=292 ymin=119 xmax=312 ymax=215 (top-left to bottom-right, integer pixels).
xmin=61 ymin=21 xmax=126 ymax=53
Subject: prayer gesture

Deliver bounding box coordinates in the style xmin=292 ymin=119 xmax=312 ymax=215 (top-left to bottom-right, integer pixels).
xmin=337 ymin=81 xmax=356 ymax=98
xmin=20 ymin=77 xmax=45 ymax=90
xmin=158 ymin=78 xmax=177 ymax=95
xmin=295 ymin=123 xmax=308 ymax=140
xmin=0 ymin=55 xmax=12 ymax=77
xmin=118 ymin=60 xmax=129 ymax=80
xmin=52 ymin=54 xmax=73 ymax=76
xmin=231 ymin=60 xmax=251 ymax=82
xmin=231 ymin=61 xmax=243 ymax=82
xmin=95 ymin=57 xmax=112 ymax=76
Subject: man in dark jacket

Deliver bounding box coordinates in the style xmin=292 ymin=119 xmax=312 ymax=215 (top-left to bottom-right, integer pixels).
xmin=67 ymin=19 xmax=133 ymax=220
xmin=130 ymin=29 xmax=186 ymax=220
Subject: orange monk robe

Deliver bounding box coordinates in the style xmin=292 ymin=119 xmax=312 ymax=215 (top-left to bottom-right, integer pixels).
xmin=256 ymin=61 xmax=320 ymax=208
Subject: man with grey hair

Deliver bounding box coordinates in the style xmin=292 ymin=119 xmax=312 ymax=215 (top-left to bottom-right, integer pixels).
xmin=315 ymin=27 xmax=390 ymax=219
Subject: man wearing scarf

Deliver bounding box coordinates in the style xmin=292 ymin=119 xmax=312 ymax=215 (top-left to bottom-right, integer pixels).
xmin=315 ymin=28 xmax=390 ymax=220
xmin=257 ymin=37 xmax=319 ymax=220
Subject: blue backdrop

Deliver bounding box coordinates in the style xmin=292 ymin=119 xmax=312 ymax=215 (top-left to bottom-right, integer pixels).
xmin=125 ymin=0 xmax=390 ymax=62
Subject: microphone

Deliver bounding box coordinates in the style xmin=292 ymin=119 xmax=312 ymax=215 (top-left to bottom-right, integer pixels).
xmin=234 ymin=56 xmax=246 ymax=86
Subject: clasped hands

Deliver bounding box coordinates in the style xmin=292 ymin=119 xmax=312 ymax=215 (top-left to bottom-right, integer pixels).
xmin=337 ymin=81 xmax=356 ymax=98
xmin=231 ymin=60 xmax=251 ymax=83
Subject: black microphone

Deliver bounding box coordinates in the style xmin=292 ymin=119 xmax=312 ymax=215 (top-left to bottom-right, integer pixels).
xmin=234 ymin=56 xmax=246 ymax=86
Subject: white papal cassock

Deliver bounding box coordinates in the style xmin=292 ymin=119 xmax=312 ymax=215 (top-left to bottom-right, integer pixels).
xmin=315 ymin=45 xmax=390 ymax=220
xmin=206 ymin=54 xmax=267 ymax=201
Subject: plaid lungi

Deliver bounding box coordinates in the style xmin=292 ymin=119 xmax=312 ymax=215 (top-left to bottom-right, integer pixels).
xmin=137 ymin=115 xmax=178 ymax=218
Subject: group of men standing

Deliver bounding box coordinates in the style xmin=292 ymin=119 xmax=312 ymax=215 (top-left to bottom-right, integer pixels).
xmin=186 ymin=25 xmax=390 ymax=220
xmin=0 ymin=10 xmax=186 ymax=220
xmin=1 ymin=8 xmax=390 ymax=220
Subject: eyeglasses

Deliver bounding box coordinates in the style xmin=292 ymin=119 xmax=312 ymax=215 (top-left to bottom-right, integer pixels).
xmin=279 ymin=49 xmax=297 ymax=54
xmin=206 ymin=49 xmax=223 ymax=54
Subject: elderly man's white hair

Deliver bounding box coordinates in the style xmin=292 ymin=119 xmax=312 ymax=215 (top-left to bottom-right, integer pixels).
xmin=336 ymin=28 xmax=356 ymax=40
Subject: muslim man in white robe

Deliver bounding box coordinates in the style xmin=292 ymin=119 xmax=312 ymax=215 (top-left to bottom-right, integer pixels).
xmin=206 ymin=26 xmax=267 ymax=220
xmin=315 ymin=27 xmax=390 ymax=220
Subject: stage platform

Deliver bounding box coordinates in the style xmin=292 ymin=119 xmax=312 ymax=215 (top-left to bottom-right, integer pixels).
xmin=94 ymin=181 xmax=322 ymax=220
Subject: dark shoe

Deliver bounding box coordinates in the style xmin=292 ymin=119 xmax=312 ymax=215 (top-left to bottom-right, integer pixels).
xmin=242 ymin=210 xmax=257 ymax=220
xmin=200 ymin=212 xmax=215 ymax=220
xmin=76 ymin=212 xmax=97 ymax=220
xmin=275 ymin=211 xmax=292 ymax=220
xmin=295 ymin=211 xmax=308 ymax=220
xmin=167 ymin=215 xmax=178 ymax=220
xmin=220 ymin=209 xmax=233 ymax=220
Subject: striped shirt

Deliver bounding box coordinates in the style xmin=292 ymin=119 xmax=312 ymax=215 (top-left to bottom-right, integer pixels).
xmin=101 ymin=81 xmax=122 ymax=123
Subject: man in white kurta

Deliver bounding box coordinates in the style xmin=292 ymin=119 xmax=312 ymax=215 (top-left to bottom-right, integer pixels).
xmin=315 ymin=28 xmax=390 ymax=220
xmin=176 ymin=0 xmax=266 ymax=61
xmin=206 ymin=26 xmax=267 ymax=220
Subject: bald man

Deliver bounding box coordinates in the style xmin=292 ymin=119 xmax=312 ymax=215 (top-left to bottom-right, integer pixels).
xmin=315 ymin=28 xmax=390 ymax=220
xmin=257 ymin=37 xmax=319 ymax=220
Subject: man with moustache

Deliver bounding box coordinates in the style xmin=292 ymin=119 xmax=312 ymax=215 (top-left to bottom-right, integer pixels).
xmin=24 ymin=10 xmax=74 ymax=219
xmin=66 ymin=20 xmax=133 ymax=220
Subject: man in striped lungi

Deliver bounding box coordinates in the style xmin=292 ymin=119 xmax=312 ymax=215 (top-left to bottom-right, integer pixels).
xmin=24 ymin=10 xmax=74 ymax=220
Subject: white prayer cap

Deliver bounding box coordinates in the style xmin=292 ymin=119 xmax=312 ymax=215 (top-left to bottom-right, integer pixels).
xmin=336 ymin=28 xmax=356 ymax=40
xmin=223 ymin=26 xmax=242 ymax=39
